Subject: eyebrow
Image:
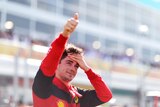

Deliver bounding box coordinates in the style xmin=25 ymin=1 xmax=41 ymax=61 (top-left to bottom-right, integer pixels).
xmin=66 ymin=60 xmax=73 ymax=63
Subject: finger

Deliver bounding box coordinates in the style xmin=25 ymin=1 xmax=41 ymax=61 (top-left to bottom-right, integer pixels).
xmin=65 ymin=22 xmax=76 ymax=32
xmin=70 ymin=54 xmax=82 ymax=58
xmin=68 ymin=55 xmax=82 ymax=62
xmin=68 ymin=54 xmax=76 ymax=58
xmin=68 ymin=55 xmax=78 ymax=60
xmin=69 ymin=18 xmax=79 ymax=26
xmin=67 ymin=24 xmax=75 ymax=31
xmin=68 ymin=56 xmax=78 ymax=63
xmin=68 ymin=54 xmax=81 ymax=57
xmin=73 ymin=13 xmax=79 ymax=20
xmin=69 ymin=20 xmax=78 ymax=27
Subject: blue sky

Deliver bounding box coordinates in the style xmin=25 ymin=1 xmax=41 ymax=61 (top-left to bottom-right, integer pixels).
xmin=136 ymin=0 xmax=160 ymax=10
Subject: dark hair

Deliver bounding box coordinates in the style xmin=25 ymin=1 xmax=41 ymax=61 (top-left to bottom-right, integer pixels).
xmin=60 ymin=44 xmax=83 ymax=61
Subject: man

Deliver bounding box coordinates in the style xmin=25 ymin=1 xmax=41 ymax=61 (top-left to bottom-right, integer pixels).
xmin=32 ymin=13 xmax=112 ymax=107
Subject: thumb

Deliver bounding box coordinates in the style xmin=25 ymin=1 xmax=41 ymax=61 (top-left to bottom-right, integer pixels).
xmin=73 ymin=13 xmax=79 ymax=20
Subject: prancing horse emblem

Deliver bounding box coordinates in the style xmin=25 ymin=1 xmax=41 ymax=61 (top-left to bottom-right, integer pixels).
xmin=57 ymin=100 xmax=65 ymax=107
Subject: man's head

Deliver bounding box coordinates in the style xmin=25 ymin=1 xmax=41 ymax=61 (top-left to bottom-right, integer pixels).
xmin=60 ymin=44 xmax=83 ymax=61
xmin=56 ymin=44 xmax=84 ymax=83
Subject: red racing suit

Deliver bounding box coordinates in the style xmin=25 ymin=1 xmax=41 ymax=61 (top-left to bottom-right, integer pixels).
xmin=32 ymin=34 xmax=112 ymax=107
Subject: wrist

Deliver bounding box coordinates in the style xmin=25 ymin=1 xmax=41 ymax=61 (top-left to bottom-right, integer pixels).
xmin=83 ymin=66 xmax=90 ymax=72
xmin=62 ymin=31 xmax=70 ymax=38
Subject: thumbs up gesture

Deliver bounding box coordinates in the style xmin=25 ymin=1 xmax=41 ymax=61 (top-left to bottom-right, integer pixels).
xmin=62 ymin=13 xmax=79 ymax=38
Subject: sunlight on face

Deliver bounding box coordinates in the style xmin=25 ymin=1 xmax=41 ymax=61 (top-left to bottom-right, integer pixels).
xmin=56 ymin=56 xmax=79 ymax=82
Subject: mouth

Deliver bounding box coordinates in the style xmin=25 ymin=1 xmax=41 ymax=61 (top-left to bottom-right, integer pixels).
xmin=66 ymin=71 xmax=75 ymax=77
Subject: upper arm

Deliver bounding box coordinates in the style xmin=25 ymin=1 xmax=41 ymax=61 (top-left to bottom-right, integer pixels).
xmin=32 ymin=69 xmax=53 ymax=98
xmin=40 ymin=34 xmax=67 ymax=76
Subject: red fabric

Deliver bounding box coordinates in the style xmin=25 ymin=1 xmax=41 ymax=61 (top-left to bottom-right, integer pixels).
xmin=40 ymin=34 xmax=68 ymax=76
xmin=154 ymin=96 xmax=159 ymax=107
xmin=33 ymin=92 xmax=80 ymax=107
xmin=85 ymin=69 xmax=112 ymax=102
xmin=53 ymin=77 xmax=82 ymax=98
xmin=33 ymin=33 xmax=112 ymax=107
xmin=40 ymin=33 xmax=112 ymax=102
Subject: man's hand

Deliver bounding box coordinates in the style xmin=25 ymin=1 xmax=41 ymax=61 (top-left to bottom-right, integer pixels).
xmin=62 ymin=13 xmax=79 ymax=38
xmin=68 ymin=54 xmax=90 ymax=72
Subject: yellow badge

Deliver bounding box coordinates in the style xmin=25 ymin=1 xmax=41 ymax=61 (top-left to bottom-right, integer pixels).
xmin=74 ymin=96 xmax=79 ymax=104
xmin=57 ymin=100 xmax=65 ymax=107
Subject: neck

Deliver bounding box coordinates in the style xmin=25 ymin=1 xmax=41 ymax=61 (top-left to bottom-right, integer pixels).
xmin=55 ymin=75 xmax=70 ymax=87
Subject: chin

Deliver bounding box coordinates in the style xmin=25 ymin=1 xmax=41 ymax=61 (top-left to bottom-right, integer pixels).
xmin=67 ymin=75 xmax=75 ymax=80
xmin=68 ymin=78 xmax=73 ymax=81
xmin=68 ymin=77 xmax=75 ymax=82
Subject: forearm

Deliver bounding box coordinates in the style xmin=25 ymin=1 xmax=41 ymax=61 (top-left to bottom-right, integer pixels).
xmin=40 ymin=33 xmax=68 ymax=76
xmin=85 ymin=69 xmax=112 ymax=102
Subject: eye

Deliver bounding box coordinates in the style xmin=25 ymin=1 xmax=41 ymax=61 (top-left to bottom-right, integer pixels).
xmin=66 ymin=60 xmax=73 ymax=65
xmin=74 ymin=64 xmax=79 ymax=69
xmin=67 ymin=61 xmax=72 ymax=65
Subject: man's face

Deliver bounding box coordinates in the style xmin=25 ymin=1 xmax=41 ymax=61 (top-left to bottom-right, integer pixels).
xmin=56 ymin=55 xmax=79 ymax=82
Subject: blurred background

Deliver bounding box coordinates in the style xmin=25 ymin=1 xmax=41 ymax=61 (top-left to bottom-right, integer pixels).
xmin=0 ymin=0 xmax=160 ymax=107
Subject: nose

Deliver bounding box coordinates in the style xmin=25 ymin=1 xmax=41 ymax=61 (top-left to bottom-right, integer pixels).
xmin=70 ymin=65 xmax=76 ymax=71
xmin=69 ymin=64 xmax=77 ymax=73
